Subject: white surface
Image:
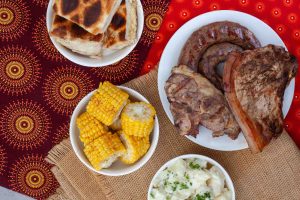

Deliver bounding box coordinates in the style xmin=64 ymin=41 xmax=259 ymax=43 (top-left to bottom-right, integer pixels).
xmin=147 ymin=154 xmax=235 ymax=200
xmin=0 ymin=187 xmax=33 ymax=200
xmin=158 ymin=10 xmax=295 ymax=151
xmin=70 ymin=86 xmax=159 ymax=176
xmin=46 ymin=0 xmax=144 ymax=67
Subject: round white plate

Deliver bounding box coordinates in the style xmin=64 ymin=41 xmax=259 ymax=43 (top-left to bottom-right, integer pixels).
xmin=158 ymin=10 xmax=295 ymax=151
xmin=46 ymin=0 xmax=144 ymax=67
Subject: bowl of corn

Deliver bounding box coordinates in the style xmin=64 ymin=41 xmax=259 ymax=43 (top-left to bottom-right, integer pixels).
xmin=70 ymin=82 xmax=159 ymax=176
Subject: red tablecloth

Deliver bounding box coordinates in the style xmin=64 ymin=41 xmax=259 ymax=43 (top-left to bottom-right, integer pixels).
xmin=0 ymin=0 xmax=299 ymax=199
xmin=143 ymin=0 xmax=300 ymax=148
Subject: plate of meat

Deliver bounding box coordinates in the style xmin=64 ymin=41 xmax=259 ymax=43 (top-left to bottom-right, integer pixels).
xmin=158 ymin=10 xmax=298 ymax=152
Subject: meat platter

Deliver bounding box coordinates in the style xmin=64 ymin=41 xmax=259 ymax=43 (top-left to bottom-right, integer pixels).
xmin=158 ymin=10 xmax=296 ymax=151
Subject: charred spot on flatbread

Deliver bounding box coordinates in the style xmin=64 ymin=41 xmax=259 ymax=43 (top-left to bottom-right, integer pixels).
xmin=52 ymin=25 xmax=68 ymax=38
xmin=119 ymin=30 xmax=126 ymax=41
xmin=84 ymin=1 xmax=101 ymax=27
xmin=54 ymin=15 xmax=66 ymax=23
xmin=70 ymin=23 xmax=87 ymax=39
xmin=61 ymin=0 xmax=79 ymax=15
xmin=111 ymin=13 xmax=126 ymax=30
xmin=71 ymin=15 xmax=79 ymax=23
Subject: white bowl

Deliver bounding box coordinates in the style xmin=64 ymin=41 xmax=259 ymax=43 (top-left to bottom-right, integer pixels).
xmin=148 ymin=154 xmax=235 ymax=200
xmin=46 ymin=0 xmax=144 ymax=67
xmin=70 ymin=86 xmax=159 ymax=176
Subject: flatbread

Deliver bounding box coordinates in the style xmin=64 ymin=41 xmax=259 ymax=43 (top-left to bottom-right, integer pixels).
xmin=53 ymin=0 xmax=122 ymax=35
xmin=50 ymin=15 xmax=103 ymax=57
xmin=102 ymin=0 xmax=137 ymax=51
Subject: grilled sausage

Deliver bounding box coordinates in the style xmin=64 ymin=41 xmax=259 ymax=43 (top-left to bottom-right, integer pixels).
xmin=179 ymin=21 xmax=261 ymax=71
xmin=199 ymin=43 xmax=243 ymax=90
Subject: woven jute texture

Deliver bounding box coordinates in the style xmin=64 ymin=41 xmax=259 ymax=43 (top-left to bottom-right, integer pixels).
xmin=47 ymin=70 xmax=300 ymax=200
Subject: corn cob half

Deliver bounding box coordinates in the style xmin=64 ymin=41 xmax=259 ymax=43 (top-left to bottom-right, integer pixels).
xmin=109 ymin=99 xmax=131 ymax=131
xmin=121 ymin=102 xmax=156 ymax=137
xmin=76 ymin=112 xmax=108 ymax=146
xmin=83 ymin=132 xmax=126 ymax=170
xmin=87 ymin=81 xmax=129 ymax=126
xmin=119 ymin=131 xmax=150 ymax=164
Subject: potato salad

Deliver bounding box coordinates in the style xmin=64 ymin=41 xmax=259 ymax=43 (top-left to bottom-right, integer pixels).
xmin=149 ymin=158 xmax=232 ymax=200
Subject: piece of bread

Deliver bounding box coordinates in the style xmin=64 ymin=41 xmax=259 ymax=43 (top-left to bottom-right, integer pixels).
xmin=50 ymin=15 xmax=103 ymax=57
xmin=53 ymin=0 xmax=122 ymax=35
xmin=102 ymin=0 xmax=137 ymax=52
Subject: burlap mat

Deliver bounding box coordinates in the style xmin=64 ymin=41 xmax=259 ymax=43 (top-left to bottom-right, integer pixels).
xmin=46 ymin=70 xmax=300 ymax=200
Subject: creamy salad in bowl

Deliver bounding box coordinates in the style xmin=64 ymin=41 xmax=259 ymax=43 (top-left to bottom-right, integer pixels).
xmin=148 ymin=155 xmax=234 ymax=200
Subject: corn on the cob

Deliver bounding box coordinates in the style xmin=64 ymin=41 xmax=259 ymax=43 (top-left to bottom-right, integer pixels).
xmin=121 ymin=102 xmax=156 ymax=137
xmin=87 ymin=81 xmax=129 ymax=126
xmin=83 ymin=132 xmax=125 ymax=170
xmin=76 ymin=112 xmax=108 ymax=145
xmin=119 ymin=131 xmax=150 ymax=164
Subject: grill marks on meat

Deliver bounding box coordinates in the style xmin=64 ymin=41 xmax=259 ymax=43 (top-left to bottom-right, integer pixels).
xmin=165 ymin=65 xmax=240 ymax=139
xmin=199 ymin=43 xmax=243 ymax=90
xmin=179 ymin=21 xmax=261 ymax=72
xmin=223 ymin=45 xmax=298 ymax=153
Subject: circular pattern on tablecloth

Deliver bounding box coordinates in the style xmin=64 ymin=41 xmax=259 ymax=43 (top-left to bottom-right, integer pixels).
xmin=0 ymin=46 xmax=41 ymax=96
xmin=53 ymin=122 xmax=70 ymax=145
xmin=0 ymin=100 xmax=51 ymax=150
xmin=141 ymin=0 xmax=169 ymax=46
xmin=32 ymin=0 xmax=48 ymax=7
xmin=0 ymin=145 xmax=7 ymax=175
xmin=145 ymin=13 xmax=163 ymax=32
xmin=43 ymin=67 xmax=94 ymax=115
xmin=0 ymin=0 xmax=30 ymax=41
xmin=32 ymin=16 xmax=65 ymax=62
xmin=92 ymin=50 xmax=139 ymax=84
xmin=8 ymin=155 xmax=58 ymax=199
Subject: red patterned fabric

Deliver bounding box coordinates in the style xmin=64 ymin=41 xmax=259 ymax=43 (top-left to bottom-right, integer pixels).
xmin=0 ymin=0 xmax=169 ymax=198
xmin=0 ymin=0 xmax=299 ymax=198
xmin=143 ymin=0 xmax=300 ymax=148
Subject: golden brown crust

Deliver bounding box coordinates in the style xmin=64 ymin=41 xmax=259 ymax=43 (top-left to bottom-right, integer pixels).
xmin=54 ymin=0 xmax=122 ymax=35
xmin=51 ymin=15 xmax=103 ymax=42
xmin=102 ymin=0 xmax=137 ymax=50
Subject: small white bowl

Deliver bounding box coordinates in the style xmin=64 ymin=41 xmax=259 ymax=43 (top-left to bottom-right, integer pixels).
xmin=148 ymin=154 xmax=235 ymax=200
xmin=70 ymin=86 xmax=159 ymax=176
xmin=46 ymin=0 xmax=144 ymax=67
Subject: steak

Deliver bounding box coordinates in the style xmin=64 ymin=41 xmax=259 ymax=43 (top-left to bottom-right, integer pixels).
xmin=165 ymin=65 xmax=240 ymax=139
xmin=223 ymin=44 xmax=298 ymax=153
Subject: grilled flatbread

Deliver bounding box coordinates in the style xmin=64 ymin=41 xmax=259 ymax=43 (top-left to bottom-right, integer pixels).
xmin=102 ymin=0 xmax=137 ymax=51
xmin=50 ymin=15 xmax=103 ymax=57
xmin=53 ymin=0 xmax=122 ymax=35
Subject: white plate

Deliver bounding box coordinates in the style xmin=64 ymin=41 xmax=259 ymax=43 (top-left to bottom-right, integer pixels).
xmin=148 ymin=154 xmax=235 ymax=200
xmin=158 ymin=10 xmax=295 ymax=151
xmin=46 ymin=0 xmax=144 ymax=67
xmin=70 ymin=86 xmax=159 ymax=176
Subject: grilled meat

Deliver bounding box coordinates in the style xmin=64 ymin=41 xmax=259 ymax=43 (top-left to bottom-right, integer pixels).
xmin=199 ymin=43 xmax=243 ymax=91
xmin=179 ymin=21 xmax=261 ymax=72
xmin=223 ymin=44 xmax=298 ymax=153
xmin=165 ymin=65 xmax=240 ymax=139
